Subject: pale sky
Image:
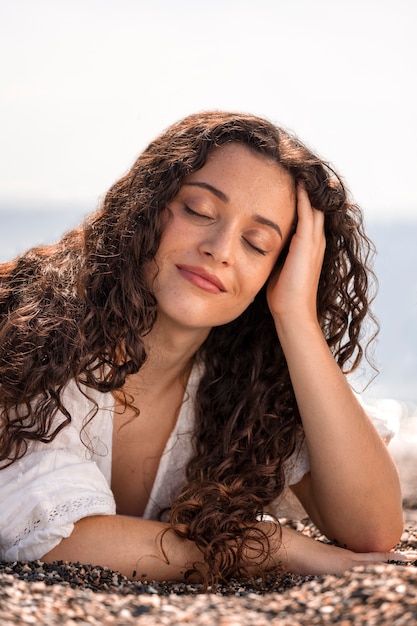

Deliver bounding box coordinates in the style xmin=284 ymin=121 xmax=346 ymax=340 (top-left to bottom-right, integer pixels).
xmin=0 ymin=0 xmax=416 ymax=220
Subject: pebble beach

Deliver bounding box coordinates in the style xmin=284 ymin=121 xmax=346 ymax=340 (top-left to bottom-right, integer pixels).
xmin=1 ymin=445 xmax=416 ymax=625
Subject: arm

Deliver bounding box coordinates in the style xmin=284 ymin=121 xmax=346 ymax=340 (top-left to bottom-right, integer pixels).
xmin=267 ymin=185 xmax=403 ymax=552
xmin=41 ymin=514 xmax=399 ymax=580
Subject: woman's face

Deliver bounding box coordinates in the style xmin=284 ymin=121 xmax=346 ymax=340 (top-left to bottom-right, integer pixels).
xmin=148 ymin=143 xmax=296 ymax=332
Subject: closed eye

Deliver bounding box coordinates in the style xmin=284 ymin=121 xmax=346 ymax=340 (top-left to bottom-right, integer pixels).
xmin=243 ymin=238 xmax=267 ymax=256
xmin=184 ymin=205 xmax=268 ymax=255
xmin=184 ymin=205 xmax=212 ymax=219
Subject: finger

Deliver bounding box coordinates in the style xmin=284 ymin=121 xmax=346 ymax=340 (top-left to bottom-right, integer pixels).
xmin=296 ymin=184 xmax=312 ymax=222
xmin=355 ymin=551 xmax=417 ymax=566
xmin=386 ymin=551 xmax=417 ymax=563
xmin=296 ymin=185 xmax=325 ymax=236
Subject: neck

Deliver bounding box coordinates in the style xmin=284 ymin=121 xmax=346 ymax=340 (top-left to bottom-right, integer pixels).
xmin=130 ymin=316 xmax=210 ymax=393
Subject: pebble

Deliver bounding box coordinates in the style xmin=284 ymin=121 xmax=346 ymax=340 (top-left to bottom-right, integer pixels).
xmin=0 ymin=509 xmax=417 ymax=624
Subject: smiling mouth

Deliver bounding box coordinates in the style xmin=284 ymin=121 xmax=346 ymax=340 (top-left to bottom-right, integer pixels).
xmin=176 ymin=265 xmax=226 ymax=294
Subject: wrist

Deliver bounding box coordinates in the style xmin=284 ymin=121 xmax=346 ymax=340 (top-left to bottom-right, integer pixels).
xmin=272 ymin=311 xmax=322 ymax=342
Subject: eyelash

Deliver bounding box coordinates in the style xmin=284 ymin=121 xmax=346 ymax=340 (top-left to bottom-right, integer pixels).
xmin=183 ymin=206 xmax=267 ymax=256
xmin=245 ymin=240 xmax=267 ymax=256
xmin=184 ymin=206 xmax=209 ymax=219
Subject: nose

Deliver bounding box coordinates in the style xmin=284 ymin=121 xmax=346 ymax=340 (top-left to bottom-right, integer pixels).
xmin=199 ymin=225 xmax=236 ymax=266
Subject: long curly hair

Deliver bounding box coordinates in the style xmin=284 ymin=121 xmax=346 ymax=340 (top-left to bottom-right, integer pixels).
xmin=0 ymin=111 xmax=377 ymax=583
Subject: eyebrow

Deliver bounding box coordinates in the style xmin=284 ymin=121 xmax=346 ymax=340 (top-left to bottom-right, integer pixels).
xmin=252 ymin=214 xmax=282 ymax=239
xmin=184 ymin=181 xmax=283 ymax=239
xmin=184 ymin=181 xmax=228 ymax=202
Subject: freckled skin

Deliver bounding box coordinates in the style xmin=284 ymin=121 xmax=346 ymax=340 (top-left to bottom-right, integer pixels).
xmin=147 ymin=143 xmax=296 ymax=333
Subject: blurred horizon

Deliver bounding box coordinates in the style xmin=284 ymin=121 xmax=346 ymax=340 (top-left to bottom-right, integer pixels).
xmin=1 ymin=200 xmax=416 ymax=222
xmin=1 ymin=208 xmax=416 ymax=413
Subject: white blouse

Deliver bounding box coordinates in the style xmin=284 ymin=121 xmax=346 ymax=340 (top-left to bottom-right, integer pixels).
xmin=0 ymin=366 xmax=395 ymax=561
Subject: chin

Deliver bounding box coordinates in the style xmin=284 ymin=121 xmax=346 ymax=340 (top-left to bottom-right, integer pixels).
xmin=155 ymin=292 xmax=252 ymax=330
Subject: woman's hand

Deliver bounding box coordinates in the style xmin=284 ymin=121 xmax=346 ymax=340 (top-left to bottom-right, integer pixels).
xmin=270 ymin=524 xmax=406 ymax=577
xmin=267 ymin=184 xmax=325 ymax=324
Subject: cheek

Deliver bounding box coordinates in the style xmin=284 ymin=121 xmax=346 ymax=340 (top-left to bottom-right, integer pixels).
xmin=243 ymin=263 xmax=274 ymax=299
xmin=143 ymin=257 xmax=159 ymax=292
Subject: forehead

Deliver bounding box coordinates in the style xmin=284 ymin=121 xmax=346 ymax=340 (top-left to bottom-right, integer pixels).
xmin=180 ymin=143 xmax=296 ymax=236
xmin=185 ymin=143 xmax=296 ymax=201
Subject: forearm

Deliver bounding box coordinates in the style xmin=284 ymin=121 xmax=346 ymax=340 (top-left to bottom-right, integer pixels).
xmin=42 ymin=515 xmax=284 ymax=580
xmin=41 ymin=514 xmax=399 ymax=580
xmin=275 ymin=315 xmax=403 ymax=548
xmin=42 ymin=515 xmax=203 ymax=581
xmin=267 ymin=186 xmax=402 ymax=548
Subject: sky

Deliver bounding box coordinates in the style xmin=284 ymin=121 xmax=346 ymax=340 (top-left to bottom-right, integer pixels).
xmin=0 ymin=0 xmax=416 ymax=220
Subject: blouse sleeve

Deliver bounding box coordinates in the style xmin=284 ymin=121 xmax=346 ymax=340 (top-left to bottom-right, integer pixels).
xmin=0 ymin=381 xmax=116 ymax=561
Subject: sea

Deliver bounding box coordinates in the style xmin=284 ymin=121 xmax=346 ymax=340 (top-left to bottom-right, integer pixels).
xmin=1 ymin=208 xmax=416 ymax=449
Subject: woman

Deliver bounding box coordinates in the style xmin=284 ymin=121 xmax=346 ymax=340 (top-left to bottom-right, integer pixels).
xmin=0 ymin=111 xmax=403 ymax=584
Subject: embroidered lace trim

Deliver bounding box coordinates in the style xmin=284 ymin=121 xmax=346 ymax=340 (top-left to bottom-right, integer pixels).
xmin=9 ymin=494 xmax=112 ymax=548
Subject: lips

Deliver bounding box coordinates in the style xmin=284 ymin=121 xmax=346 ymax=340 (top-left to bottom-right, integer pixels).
xmin=176 ymin=264 xmax=226 ymax=294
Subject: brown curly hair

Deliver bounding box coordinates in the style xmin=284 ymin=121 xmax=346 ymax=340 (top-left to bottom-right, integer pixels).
xmin=0 ymin=111 xmax=377 ymax=583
